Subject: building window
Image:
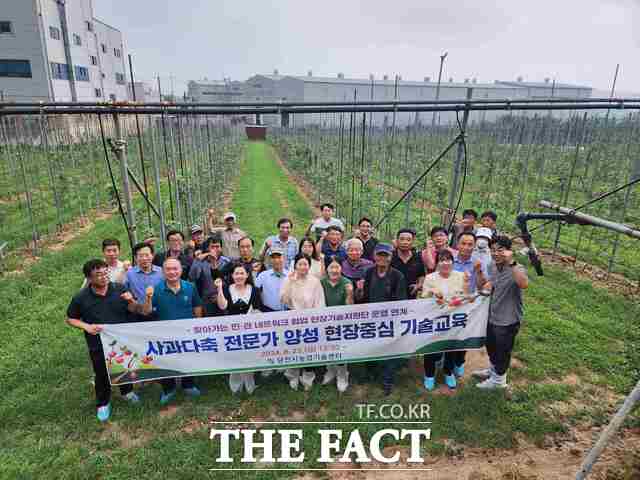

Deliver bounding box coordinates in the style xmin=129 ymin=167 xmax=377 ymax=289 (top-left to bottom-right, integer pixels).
xmin=114 ymin=48 xmax=122 ymax=58
xmin=49 ymin=26 xmax=61 ymax=40
xmin=0 ymin=59 xmax=32 ymax=78
xmin=101 ymin=43 xmax=107 ymax=53
xmin=90 ymin=55 xmax=98 ymax=66
xmin=74 ymin=65 xmax=90 ymax=82
xmin=50 ymin=62 xmax=69 ymax=80
xmin=95 ymin=88 xmax=102 ymax=98
xmin=115 ymin=72 xmax=126 ymax=85
xmin=0 ymin=21 xmax=13 ymax=34
xmin=86 ymin=21 xmax=93 ymax=32
xmin=73 ymin=33 xmax=82 ymax=46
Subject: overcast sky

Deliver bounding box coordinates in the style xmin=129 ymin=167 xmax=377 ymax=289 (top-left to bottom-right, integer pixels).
xmin=95 ymin=0 xmax=639 ymax=96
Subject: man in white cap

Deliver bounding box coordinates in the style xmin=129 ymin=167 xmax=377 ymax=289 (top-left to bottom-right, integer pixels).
xmin=211 ymin=212 xmax=246 ymax=259
xmin=185 ymin=224 xmax=205 ymax=259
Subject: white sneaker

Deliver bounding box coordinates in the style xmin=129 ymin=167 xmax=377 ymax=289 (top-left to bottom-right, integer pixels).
xmin=284 ymin=368 xmax=300 ymax=390
xmin=300 ymin=370 xmax=316 ymax=391
xmin=261 ymin=370 xmax=274 ymax=377
xmin=243 ymin=373 xmax=257 ymax=395
xmin=472 ymin=368 xmax=492 ymax=380
xmin=322 ymin=367 xmax=337 ymax=385
xmin=123 ymin=391 xmax=140 ymax=404
xmin=229 ymin=373 xmax=243 ymax=393
xmin=336 ymin=368 xmax=349 ymax=393
xmin=476 ymin=373 xmax=507 ymax=390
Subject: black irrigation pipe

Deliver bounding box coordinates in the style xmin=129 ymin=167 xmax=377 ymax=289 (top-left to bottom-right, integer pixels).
xmin=2 ymin=102 xmax=640 ymax=117
xmin=3 ymin=97 xmax=640 ymax=108
xmin=447 ymin=111 xmax=469 ymax=234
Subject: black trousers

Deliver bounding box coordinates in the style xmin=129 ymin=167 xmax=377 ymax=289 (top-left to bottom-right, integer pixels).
xmin=89 ymin=346 xmax=132 ymax=408
xmin=450 ymin=350 xmax=466 ymax=367
xmin=486 ymin=322 xmax=521 ymax=376
xmin=160 ymin=377 xmax=196 ymax=394
xmin=423 ymin=352 xmax=455 ymax=377
xmin=366 ymin=359 xmax=404 ymax=387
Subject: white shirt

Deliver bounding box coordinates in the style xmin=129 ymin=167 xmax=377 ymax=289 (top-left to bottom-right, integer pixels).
xmin=421 ymin=271 xmax=465 ymax=300
xmin=229 ymin=284 xmax=252 ymax=304
xmin=310 ymin=217 xmax=345 ymax=238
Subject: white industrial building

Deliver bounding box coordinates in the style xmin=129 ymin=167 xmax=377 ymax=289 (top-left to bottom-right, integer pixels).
xmin=0 ymin=0 xmax=129 ymax=102
xmin=128 ymin=81 xmax=160 ymax=103
xmin=187 ymin=71 xmax=592 ymax=126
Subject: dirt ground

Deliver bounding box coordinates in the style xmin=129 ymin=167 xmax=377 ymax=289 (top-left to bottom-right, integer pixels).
xmin=2 ymin=208 xmax=114 ymax=275
xmin=291 ymin=430 xmax=639 ymax=479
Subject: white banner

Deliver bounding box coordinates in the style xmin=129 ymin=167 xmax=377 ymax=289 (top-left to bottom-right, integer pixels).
xmin=100 ymin=296 xmax=489 ymax=385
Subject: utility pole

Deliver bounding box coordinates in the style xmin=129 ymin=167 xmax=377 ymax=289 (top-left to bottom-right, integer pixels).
xmin=431 ymin=51 xmax=448 ymax=128
xmin=609 ymin=63 xmax=620 ymax=98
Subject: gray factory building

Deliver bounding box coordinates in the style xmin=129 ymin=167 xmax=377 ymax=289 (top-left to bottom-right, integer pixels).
xmin=187 ymin=72 xmax=593 ymax=126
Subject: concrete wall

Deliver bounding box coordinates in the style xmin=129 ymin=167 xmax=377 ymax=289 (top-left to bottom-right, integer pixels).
xmin=93 ymin=19 xmax=127 ymax=101
xmin=0 ymin=0 xmax=50 ymax=101
xmin=0 ymin=0 xmax=128 ymax=102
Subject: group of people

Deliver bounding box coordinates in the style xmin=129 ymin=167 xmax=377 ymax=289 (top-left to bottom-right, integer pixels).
xmin=66 ymin=205 xmax=528 ymax=422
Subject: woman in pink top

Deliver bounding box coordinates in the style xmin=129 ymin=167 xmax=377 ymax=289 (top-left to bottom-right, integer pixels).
xmin=280 ymin=254 xmax=326 ymax=390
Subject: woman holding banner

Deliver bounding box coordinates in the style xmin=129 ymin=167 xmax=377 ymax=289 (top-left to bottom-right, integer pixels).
xmin=280 ymin=253 xmax=326 ymax=390
xmin=215 ymin=263 xmax=263 ymax=395
xmin=420 ymin=249 xmax=470 ymax=391
xmin=320 ymin=258 xmax=353 ymax=392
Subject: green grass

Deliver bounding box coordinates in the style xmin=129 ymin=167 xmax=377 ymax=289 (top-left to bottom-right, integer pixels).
xmin=231 ymin=142 xmax=314 ymax=242
xmin=0 ymin=141 xmax=638 ymax=478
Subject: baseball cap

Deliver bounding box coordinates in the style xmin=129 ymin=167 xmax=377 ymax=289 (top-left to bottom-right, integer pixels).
xmin=224 ymin=212 xmax=237 ymax=221
xmin=269 ymin=246 xmax=285 ymax=257
xmin=476 ymin=227 xmax=493 ymax=240
xmin=374 ymin=243 xmax=394 ymax=256
xmin=191 ymin=224 xmax=203 ymax=234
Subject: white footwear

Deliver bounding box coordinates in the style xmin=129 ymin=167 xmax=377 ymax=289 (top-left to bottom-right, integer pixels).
xmin=123 ymin=391 xmax=140 ymax=404
xmin=472 ymin=368 xmax=492 ymax=380
xmin=243 ymin=373 xmax=256 ymax=395
xmin=476 ymin=372 xmax=507 ymax=389
xmin=336 ymin=366 xmax=349 ymax=393
xmin=229 ymin=373 xmax=243 ymax=393
xmin=322 ymin=366 xmax=337 ymax=385
xmin=300 ymin=370 xmax=316 ymax=391
xmin=260 ymin=370 xmax=274 ymax=377
xmin=472 ymin=363 xmax=496 ymax=380
xmin=284 ymin=369 xmax=300 ymax=390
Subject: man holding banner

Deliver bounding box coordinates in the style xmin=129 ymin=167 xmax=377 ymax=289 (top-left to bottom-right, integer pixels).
xmin=66 ymin=259 xmax=151 ymax=422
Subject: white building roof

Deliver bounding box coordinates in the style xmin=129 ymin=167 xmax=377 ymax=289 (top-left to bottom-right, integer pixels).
xmin=250 ymin=74 xmax=532 ymax=89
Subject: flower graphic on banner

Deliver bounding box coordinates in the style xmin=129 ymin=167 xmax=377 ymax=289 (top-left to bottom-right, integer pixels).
xmin=106 ymin=340 xmax=156 ymax=383
xmin=434 ymin=294 xmax=480 ymax=310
